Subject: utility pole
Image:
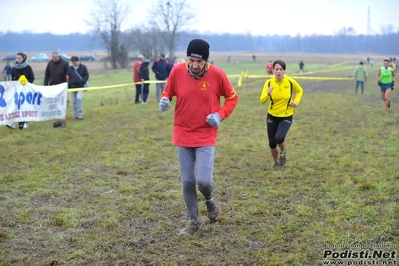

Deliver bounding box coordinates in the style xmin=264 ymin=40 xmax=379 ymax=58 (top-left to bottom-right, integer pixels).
xmin=367 ymin=6 xmax=371 ymax=35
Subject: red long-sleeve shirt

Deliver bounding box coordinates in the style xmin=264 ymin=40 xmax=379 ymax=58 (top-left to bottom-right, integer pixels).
xmin=133 ymin=59 xmax=141 ymax=82
xmin=162 ymin=63 xmax=238 ymax=147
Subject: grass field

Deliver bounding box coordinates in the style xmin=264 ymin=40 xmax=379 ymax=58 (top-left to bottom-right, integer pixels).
xmin=0 ymin=53 xmax=398 ymax=265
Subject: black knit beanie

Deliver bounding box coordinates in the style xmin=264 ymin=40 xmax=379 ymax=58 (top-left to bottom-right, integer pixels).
xmin=186 ymin=39 xmax=210 ymax=61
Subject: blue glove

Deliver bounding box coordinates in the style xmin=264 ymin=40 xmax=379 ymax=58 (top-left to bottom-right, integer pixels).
xmin=159 ymin=97 xmax=170 ymax=112
xmin=206 ymin=112 xmax=222 ymax=127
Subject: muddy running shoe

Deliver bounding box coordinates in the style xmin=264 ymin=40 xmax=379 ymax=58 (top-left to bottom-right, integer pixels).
xmin=179 ymin=220 xmax=200 ymax=235
xmin=272 ymin=161 xmax=281 ymax=169
xmin=278 ymin=149 xmax=287 ymax=166
xmin=205 ymin=198 xmax=220 ymax=222
xmin=388 ymin=100 xmax=391 ymax=108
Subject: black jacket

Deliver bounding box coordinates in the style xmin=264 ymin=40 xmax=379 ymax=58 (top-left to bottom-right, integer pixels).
xmin=66 ymin=64 xmax=89 ymax=89
xmin=139 ymin=61 xmax=150 ymax=81
xmin=44 ymin=58 xmax=69 ymax=85
xmin=12 ymin=65 xmax=35 ymax=83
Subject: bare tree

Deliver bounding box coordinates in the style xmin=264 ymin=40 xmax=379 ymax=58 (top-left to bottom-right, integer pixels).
xmin=86 ymin=0 xmax=134 ymax=69
xmin=130 ymin=27 xmax=164 ymax=61
xmin=335 ymin=27 xmax=357 ymax=36
xmin=149 ymin=0 xmax=196 ymax=59
xmin=380 ymin=24 xmax=395 ymax=35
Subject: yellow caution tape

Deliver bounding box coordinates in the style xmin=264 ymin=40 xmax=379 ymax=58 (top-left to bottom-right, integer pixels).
xmin=68 ymin=80 xmax=166 ymax=92
xmin=286 ymin=76 xmax=352 ymax=80
xmin=328 ymin=62 xmax=347 ymax=68
xmin=69 ymin=74 xmax=247 ymax=92
xmin=240 ymin=74 xmax=352 ymax=80
xmin=67 ymin=68 xmax=353 ymax=92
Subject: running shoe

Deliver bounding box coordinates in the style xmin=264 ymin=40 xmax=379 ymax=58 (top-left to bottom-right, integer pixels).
xmin=278 ymin=149 xmax=287 ymax=166
xmin=179 ymin=220 xmax=200 ymax=235
xmin=205 ymin=197 xmax=220 ymax=222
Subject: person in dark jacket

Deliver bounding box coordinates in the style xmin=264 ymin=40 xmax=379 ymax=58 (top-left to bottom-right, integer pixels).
xmin=151 ymin=52 xmax=171 ymax=102
xmin=139 ymin=59 xmax=150 ymax=104
xmin=2 ymin=62 xmax=12 ymax=81
xmin=44 ymin=51 xmax=69 ymax=86
xmin=299 ymin=60 xmax=305 ymax=74
xmin=66 ymin=56 xmax=89 ymax=119
xmin=7 ymin=52 xmax=35 ymax=130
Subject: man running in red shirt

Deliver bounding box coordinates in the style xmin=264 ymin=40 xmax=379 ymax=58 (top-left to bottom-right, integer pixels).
xmin=159 ymin=39 xmax=239 ymax=235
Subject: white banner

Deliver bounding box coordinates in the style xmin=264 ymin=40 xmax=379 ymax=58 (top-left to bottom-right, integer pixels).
xmin=0 ymin=81 xmax=67 ymax=125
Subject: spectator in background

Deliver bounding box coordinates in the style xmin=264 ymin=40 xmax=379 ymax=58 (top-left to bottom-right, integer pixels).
xmin=353 ymin=61 xmax=368 ymax=95
xmin=174 ymin=58 xmax=186 ymax=65
xmin=172 ymin=56 xmax=178 ymax=65
xmin=266 ymin=60 xmax=273 ymax=75
xmin=44 ymin=51 xmax=69 ymax=86
xmin=159 ymin=39 xmax=239 ymax=235
xmin=370 ymin=58 xmax=374 ymax=68
xmin=151 ymin=52 xmax=171 ymax=102
xmin=173 ymin=58 xmax=186 ymax=66
xmin=133 ymin=55 xmax=144 ymax=104
xmin=66 ymin=56 xmax=89 ymax=119
xmin=299 ymin=60 xmax=305 ymax=74
xmin=139 ymin=59 xmax=150 ymax=104
xmin=7 ymin=52 xmax=35 ymax=130
xmin=391 ymin=59 xmax=397 ymax=73
xmin=44 ymin=51 xmax=69 ymax=127
xmin=252 ymin=54 xmax=256 ymax=62
xmin=12 ymin=52 xmax=34 ymax=83
xmin=2 ymin=62 xmax=11 ymax=81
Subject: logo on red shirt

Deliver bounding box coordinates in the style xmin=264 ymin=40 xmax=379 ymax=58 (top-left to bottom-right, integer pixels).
xmin=199 ymin=81 xmax=209 ymax=90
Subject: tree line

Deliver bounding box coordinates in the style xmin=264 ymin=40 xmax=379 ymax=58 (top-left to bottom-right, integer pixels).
xmin=1 ymin=31 xmax=397 ymax=55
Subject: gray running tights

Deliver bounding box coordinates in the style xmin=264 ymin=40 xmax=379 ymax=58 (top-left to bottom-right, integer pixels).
xmin=177 ymin=146 xmax=215 ymax=222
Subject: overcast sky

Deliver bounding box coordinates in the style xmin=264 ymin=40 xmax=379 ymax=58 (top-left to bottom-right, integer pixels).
xmin=1 ymin=0 xmax=398 ymax=36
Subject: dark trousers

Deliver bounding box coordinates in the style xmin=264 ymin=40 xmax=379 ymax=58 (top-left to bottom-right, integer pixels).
xmin=355 ymin=81 xmax=365 ymax=94
xmin=266 ymin=114 xmax=293 ymax=149
xmin=135 ymin=84 xmax=142 ymax=103
xmin=142 ymin=84 xmax=149 ymax=103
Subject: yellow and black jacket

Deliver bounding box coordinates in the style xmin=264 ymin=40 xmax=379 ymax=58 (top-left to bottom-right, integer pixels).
xmin=260 ymin=76 xmax=303 ymax=117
